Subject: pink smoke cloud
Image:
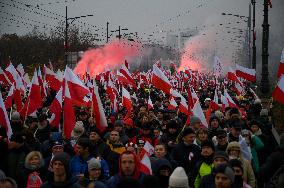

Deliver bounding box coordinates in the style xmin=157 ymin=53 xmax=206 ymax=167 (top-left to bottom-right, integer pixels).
xmin=74 ymin=39 xmax=142 ymax=76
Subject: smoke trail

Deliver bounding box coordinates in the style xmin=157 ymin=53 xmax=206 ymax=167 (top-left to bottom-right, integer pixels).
xmin=74 ymin=39 xmax=142 ymax=76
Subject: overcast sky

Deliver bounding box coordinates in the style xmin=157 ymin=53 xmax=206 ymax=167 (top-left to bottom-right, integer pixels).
xmin=1 ymin=0 xmax=283 ymax=79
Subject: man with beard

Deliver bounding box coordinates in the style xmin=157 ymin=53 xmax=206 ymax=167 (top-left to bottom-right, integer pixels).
xmin=160 ymin=120 xmax=180 ymax=153
xmin=193 ymin=140 xmax=215 ymax=188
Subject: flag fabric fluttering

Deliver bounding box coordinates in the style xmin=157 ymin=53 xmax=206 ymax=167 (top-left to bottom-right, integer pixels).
xmin=49 ymin=87 xmax=63 ymax=128
xmin=272 ymin=76 xmax=284 ymax=105
xmin=236 ymin=64 xmax=256 ymax=82
xmin=63 ymin=82 xmax=76 ymax=139
xmin=122 ymin=87 xmax=133 ymax=112
xmin=0 ymin=92 xmax=13 ymax=139
xmin=152 ymin=64 xmax=172 ymax=95
xmin=277 ymin=48 xmax=284 ymax=78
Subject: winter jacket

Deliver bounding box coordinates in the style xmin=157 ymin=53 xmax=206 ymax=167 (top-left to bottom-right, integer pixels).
xmin=228 ymin=133 xmax=252 ymax=161
xmin=171 ymin=142 xmax=201 ymax=174
xmin=194 ymin=162 xmax=214 ymax=188
xmin=106 ymin=140 xmax=126 ymax=155
xmin=199 ymin=173 xmax=215 ymax=188
xmin=70 ymin=155 xmax=109 ymax=178
xmin=91 ymin=139 xmax=111 ymax=159
xmin=259 ymin=145 xmax=284 ymax=184
xmin=40 ymin=173 xmax=80 ymax=188
xmin=250 ymin=135 xmax=264 ymax=174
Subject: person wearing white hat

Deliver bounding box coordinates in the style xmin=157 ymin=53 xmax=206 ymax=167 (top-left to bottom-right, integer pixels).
xmin=168 ymin=167 xmax=189 ymax=188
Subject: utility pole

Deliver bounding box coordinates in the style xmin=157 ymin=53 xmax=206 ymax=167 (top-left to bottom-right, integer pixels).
xmin=252 ymin=0 xmax=256 ymax=69
xmin=106 ymin=22 xmax=109 ymax=43
xmin=65 ymin=6 xmax=68 ymax=67
xmin=260 ymin=0 xmax=270 ymax=93
xmin=118 ymin=26 xmax=121 ymax=40
xmin=248 ymin=3 xmax=251 ymax=66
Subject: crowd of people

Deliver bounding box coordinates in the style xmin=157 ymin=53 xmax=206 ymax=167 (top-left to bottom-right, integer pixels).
xmin=0 ymin=64 xmax=283 ymax=188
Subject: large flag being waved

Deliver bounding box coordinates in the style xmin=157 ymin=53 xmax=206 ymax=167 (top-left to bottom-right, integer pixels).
xmin=117 ymin=71 xmax=137 ymax=89
xmin=272 ymin=76 xmax=284 ymax=105
xmin=119 ymin=64 xmax=136 ymax=87
xmin=0 ymin=67 xmax=12 ymax=85
xmin=64 ymin=67 xmax=90 ymax=105
xmin=210 ymin=89 xmax=219 ymax=110
xmin=0 ymin=92 xmax=13 ymax=139
xmin=4 ymin=84 xmax=14 ymax=109
xmin=92 ymin=82 xmax=108 ymax=133
xmin=236 ymin=64 xmax=256 ymax=82
xmin=63 ymin=82 xmax=76 ymax=139
xmin=192 ymin=100 xmax=208 ymax=128
xmin=224 ymin=89 xmax=237 ymax=108
xmin=20 ymin=70 xmax=42 ymax=117
xmin=49 ymin=87 xmax=63 ymax=128
xmin=152 ymin=64 xmax=172 ymax=94
xmin=4 ymin=63 xmax=19 ymax=84
xmin=122 ymin=87 xmax=133 ymax=112
xmin=277 ymin=48 xmax=284 ymax=78
xmin=227 ymin=67 xmax=243 ymax=85
xmin=44 ymin=65 xmax=62 ymax=92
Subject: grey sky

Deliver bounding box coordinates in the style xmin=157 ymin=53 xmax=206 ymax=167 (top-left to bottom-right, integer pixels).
xmin=0 ymin=0 xmax=283 ymax=80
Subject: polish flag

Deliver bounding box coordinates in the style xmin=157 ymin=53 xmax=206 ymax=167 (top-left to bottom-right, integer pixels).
xmin=147 ymin=97 xmax=153 ymax=110
xmin=236 ymin=64 xmax=256 ymax=82
xmin=192 ymin=100 xmax=208 ymax=128
xmin=49 ymin=87 xmax=62 ymax=128
xmin=272 ymin=76 xmax=284 ymax=105
xmin=210 ymin=89 xmax=219 ymax=111
xmin=117 ymin=71 xmax=137 ymax=89
xmin=224 ymin=90 xmax=237 ymax=108
xmin=187 ymin=88 xmax=194 ymax=110
xmin=277 ymin=48 xmax=284 ymax=78
xmin=124 ymin=60 xmax=129 ymax=69
xmin=45 ymin=66 xmax=62 ymax=91
xmin=106 ymin=80 xmax=119 ymax=105
xmin=140 ymin=153 xmax=152 ymax=175
xmin=20 ymin=70 xmax=42 ymax=118
xmin=120 ymin=64 xmax=136 ymax=87
xmin=14 ymin=75 xmax=24 ymax=110
xmin=191 ymin=88 xmax=199 ymax=105
xmin=16 ymin=64 xmax=25 ymax=77
xmin=64 ymin=67 xmax=90 ymax=105
xmin=4 ymin=63 xmax=18 ymax=84
xmin=152 ymin=64 xmax=172 ymax=95
xmin=63 ymin=82 xmax=76 ymax=139
xmin=249 ymin=88 xmax=259 ymax=100
xmin=4 ymin=84 xmax=14 ymax=109
xmin=220 ymin=94 xmax=229 ymax=111
xmin=0 ymin=92 xmax=13 ymax=139
xmin=170 ymin=89 xmax=188 ymax=114
xmin=0 ymin=67 xmax=12 ymax=85
xmin=92 ymin=82 xmax=108 ymax=133
xmin=227 ymin=67 xmax=243 ymax=85
xmin=168 ymin=96 xmax=178 ymax=110
xmin=122 ymin=87 xmax=133 ymax=112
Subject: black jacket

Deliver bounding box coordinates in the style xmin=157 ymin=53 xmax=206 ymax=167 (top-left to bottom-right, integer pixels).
xmin=40 ymin=172 xmax=80 ymax=188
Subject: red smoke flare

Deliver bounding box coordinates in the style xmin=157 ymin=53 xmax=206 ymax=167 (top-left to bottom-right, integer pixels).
xmin=74 ymin=39 xmax=142 ymax=77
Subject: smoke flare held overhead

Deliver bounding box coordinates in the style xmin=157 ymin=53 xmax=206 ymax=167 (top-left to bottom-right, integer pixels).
xmin=74 ymin=39 xmax=142 ymax=77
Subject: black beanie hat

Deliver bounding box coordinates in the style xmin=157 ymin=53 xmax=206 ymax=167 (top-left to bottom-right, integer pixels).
xmin=201 ymin=140 xmax=215 ymax=151
xmin=182 ymin=127 xmax=195 ymax=137
xmin=52 ymin=152 xmax=70 ymax=172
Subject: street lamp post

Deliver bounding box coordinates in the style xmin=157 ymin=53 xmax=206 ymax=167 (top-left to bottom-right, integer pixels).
xmin=260 ymin=0 xmax=270 ymax=93
xmin=65 ymin=6 xmax=93 ymax=66
xmin=251 ymin=0 xmax=256 ymax=69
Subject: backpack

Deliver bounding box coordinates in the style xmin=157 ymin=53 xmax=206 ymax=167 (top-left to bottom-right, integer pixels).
xmin=26 ymin=172 xmax=43 ymax=188
xmin=266 ymin=165 xmax=284 ymax=188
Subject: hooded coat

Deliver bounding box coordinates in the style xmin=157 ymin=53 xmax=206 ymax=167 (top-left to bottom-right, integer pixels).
xmin=106 ymin=151 xmax=145 ymax=188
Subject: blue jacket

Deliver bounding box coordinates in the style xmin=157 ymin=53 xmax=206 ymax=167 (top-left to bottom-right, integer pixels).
xmin=70 ymin=155 xmax=109 ymax=178
xmin=106 ymin=173 xmax=145 ymax=188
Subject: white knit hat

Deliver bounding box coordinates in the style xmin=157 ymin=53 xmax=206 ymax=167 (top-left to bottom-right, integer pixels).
xmin=169 ymin=167 xmax=189 ymax=188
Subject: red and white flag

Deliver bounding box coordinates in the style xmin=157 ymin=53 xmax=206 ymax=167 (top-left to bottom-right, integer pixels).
xmin=64 ymin=67 xmax=90 ymax=105
xmin=63 ymin=82 xmax=76 ymax=139
xmin=277 ymin=48 xmax=284 ymax=78
xmin=92 ymin=82 xmax=108 ymax=133
xmin=16 ymin=64 xmax=25 ymax=77
xmin=272 ymin=76 xmax=284 ymax=105
xmin=236 ymin=64 xmax=256 ymax=82
xmin=119 ymin=64 xmax=136 ymax=87
xmin=227 ymin=67 xmax=242 ymax=85
xmin=20 ymin=70 xmax=42 ymax=117
xmin=117 ymin=71 xmax=137 ymax=89
xmin=4 ymin=63 xmax=19 ymax=84
xmin=140 ymin=152 xmax=152 ymax=175
xmin=210 ymin=89 xmax=219 ymax=110
xmin=0 ymin=92 xmax=13 ymax=139
xmin=4 ymin=84 xmax=14 ymax=109
xmin=122 ymin=87 xmax=133 ymax=112
xmin=49 ymin=87 xmax=63 ymax=128
xmin=45 ymin=66 xmax=62 ymax=91
xmin=152 ymin=64 xmax=172 ymax=95
xmin=220 ymin=94 xmax=229 ymax=111
xmin=147 ymin=97 xmax=153 ymax=110
xmin=168 ymin=96 xmax=178 ymax=110
xmin=224 ymin=89 xmax=237 ymax=108
xmin=192 ymin=100 xmax=208 ymax=128
xmin=0 ymin=67 xmax=12 ymax=86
